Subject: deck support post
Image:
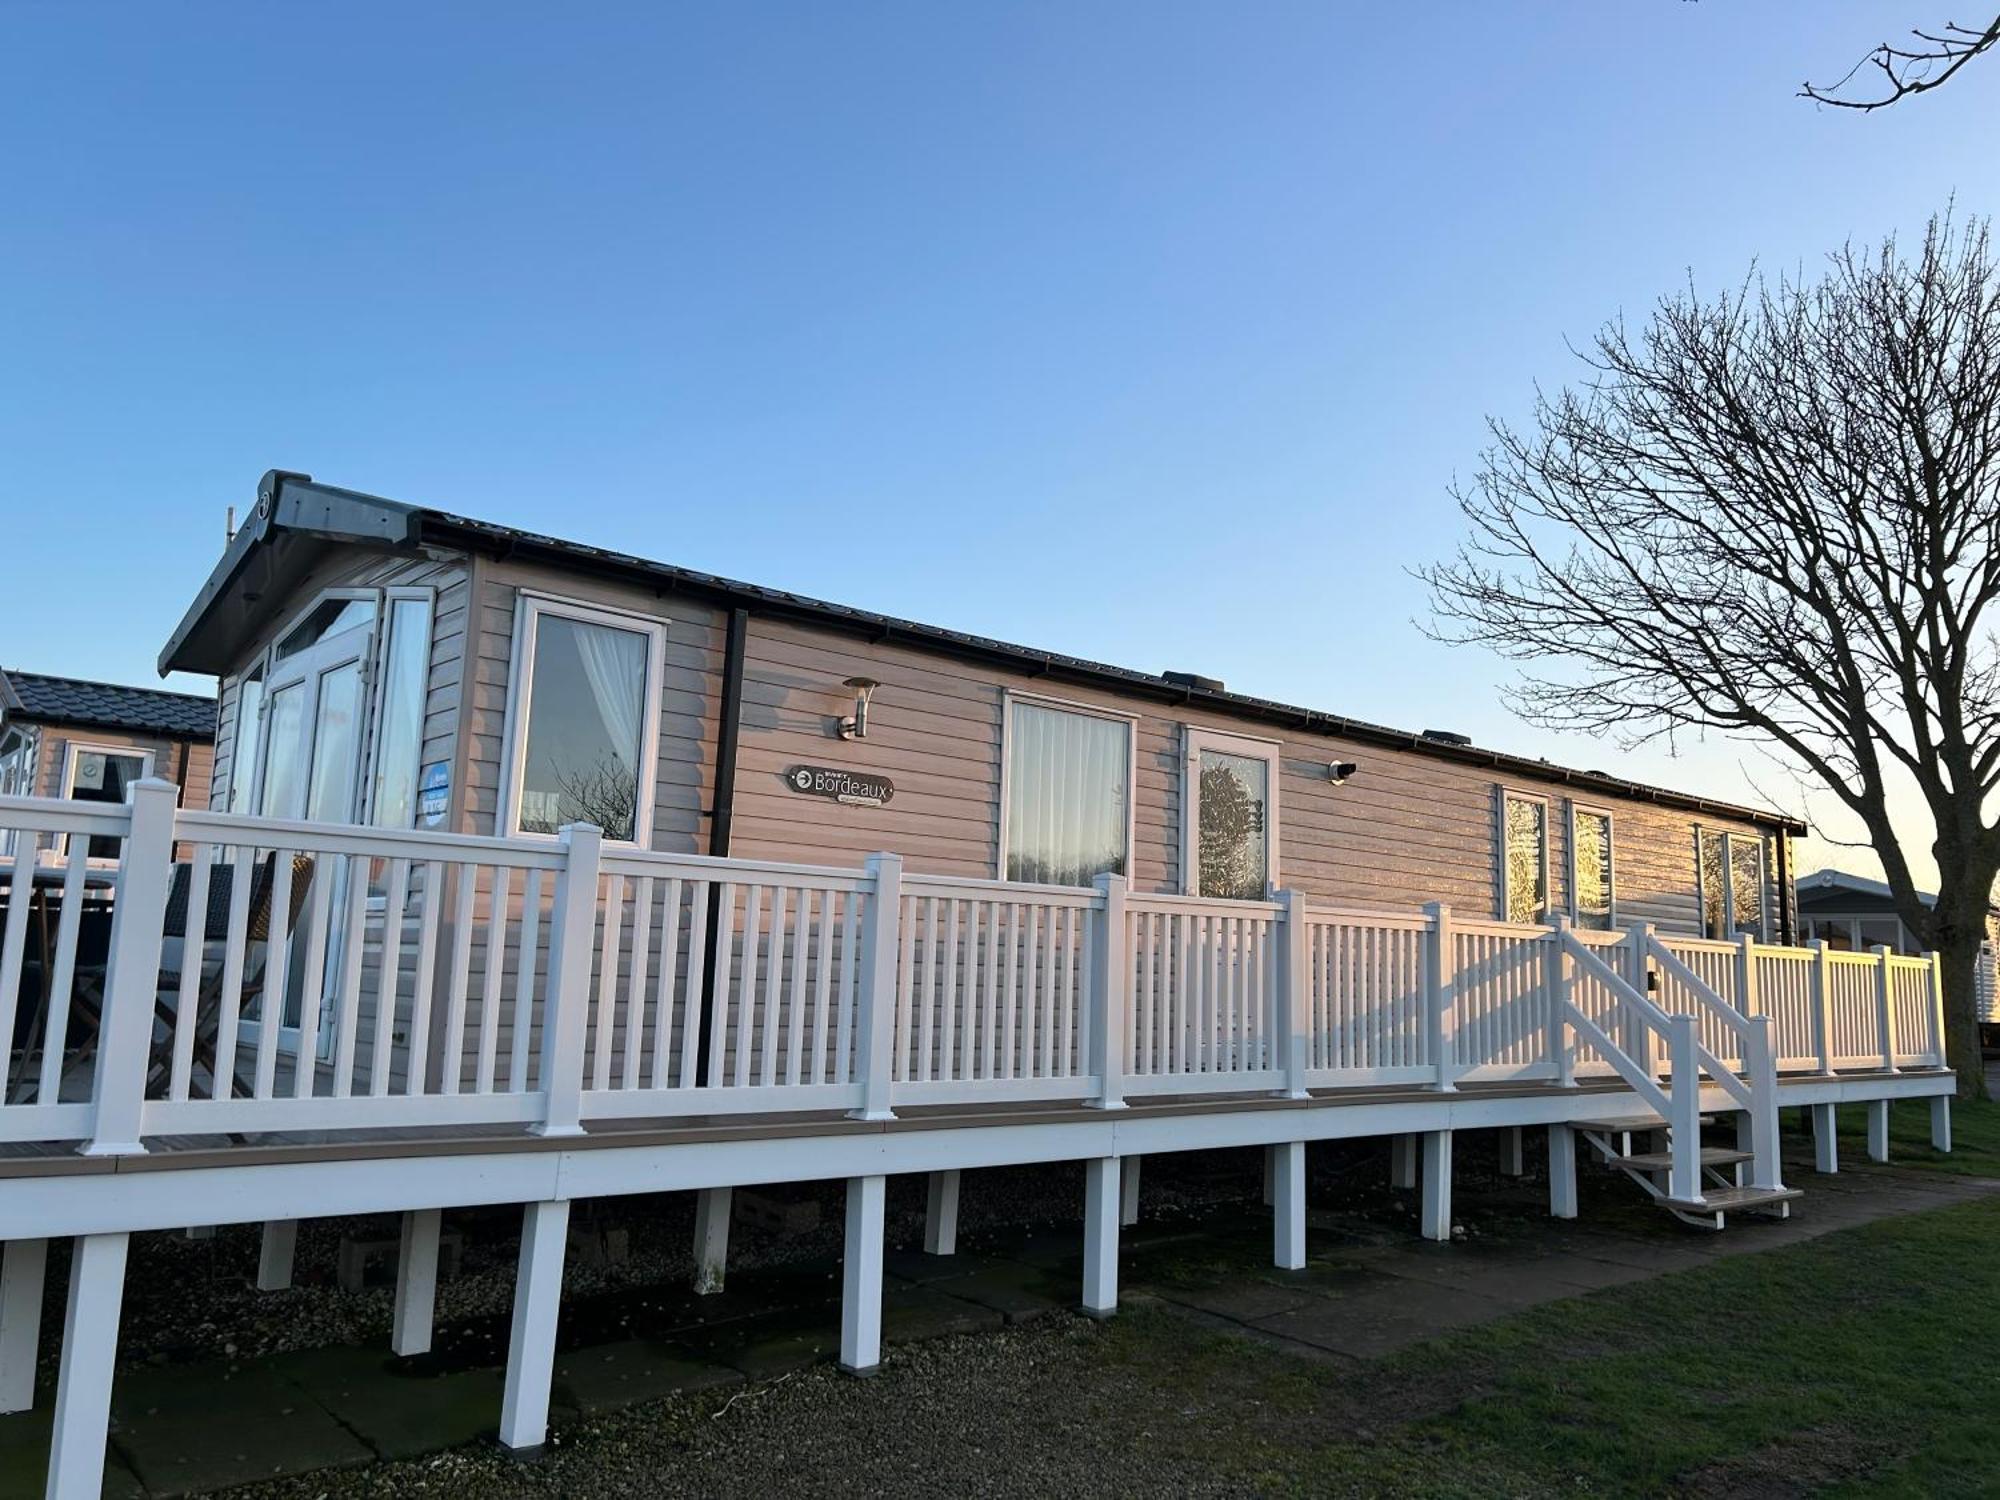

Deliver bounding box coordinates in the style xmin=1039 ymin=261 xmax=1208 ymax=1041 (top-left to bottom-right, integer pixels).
xmin=1866 ymin=1099 xmax=1891 ymax=1163
xmin=1811 ymin=1103 xmax=1839 ymax=1174
xmin=840 ymin=1174 xmax=887 ymax=1374
xmin=1420 ymin=1130 xmax=1453 ymax=1241
xmin=1498 ymin=1126 xmax=1524 ymax=1177
xmin=46 ymin=1231 xmax=129 ymax=1500
xmin=692 ymin=1188 xmax=731 ymax=1294
xmin=924 ymin=1171 xmax=961 ymax=1257
xmin=1081 ymin=1157 xmax=1120 ymax=1318
xmin=1932 ymin=1095 xmax=1953 ymax=1153
xmin=1120 ymin=1156 xmax=1141 ymax=1226
xmin=256 ymin=1220 xmax=298 ymax=1292
xmin=1389 ymin=1133 xmax=1417 ymax=1190
xmin=392 ymin=1209 xmax=443 ymax=1356
xmin=0 ymin=1238 xmax=48 ymax=1415
xmin=498 ymin=1200 xmax=570 ymax=1453
xmin=1548 ymin=1125 xmax=1577 ymax=1219
xmin=1272 ymin=1141 xmax=1307 ymax=1270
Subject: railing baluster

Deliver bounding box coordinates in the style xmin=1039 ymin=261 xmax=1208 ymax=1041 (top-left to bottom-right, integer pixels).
xmin=292 ymin=863 xmax=334 ymax=1100
xmin=622 ymin=875 xmax=651 ymax=1091
xmin=475 ymin=866 xmax=512 ymax=1095
xmin=168 ymin=842 xmax=214 ymax=1102
xmin=370 ymin=856 xmax=408 ymax=1099
xmin=255 ymin=852 xmax=297 ymax=1100
xmin=213 ymin=854 xmax=255 ymax=1100
xmin=508 ymin=868 xmax=543 ymax=1092
xmin=407 ymin=859 xmax=443 ymax=1096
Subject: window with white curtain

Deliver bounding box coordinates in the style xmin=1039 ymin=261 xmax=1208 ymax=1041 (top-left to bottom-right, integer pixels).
xmin=1002 ymin=697 xmax=1133 ymax=887
xmin=504 ymin=595 xmax=666 ymax=843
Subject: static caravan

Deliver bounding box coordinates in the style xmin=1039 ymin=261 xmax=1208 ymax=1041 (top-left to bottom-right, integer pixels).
xmin=0 ymin=670 xmax=214 ymax=858
xmin=146 ymin=471 xmax=1823 ymax=1099
xmin=1797 ymin=868 xmax=2000 ymax=1033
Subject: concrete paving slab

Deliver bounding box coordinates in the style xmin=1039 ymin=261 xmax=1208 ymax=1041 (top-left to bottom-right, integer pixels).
xmin=553 ymin=1339 xmax=743 ymax=1417
xmin=884 ymin=1284 xmax=1005 ymax=1344
xmin=1249 ymin=1285 xmax=1522 ymax=1360
xmin=266 ymin=1347 xmax=518 ymax=1462
xmin=0 ymin=1405 xmax=145 ymax=1500
xmin=1145 ymin=1275 xmax=1325 ymax=1323
xmin=111 ymin=1359 xmax=373 ymax=1496
xmin=696 ymin=1324 xmax=837 ymax=1382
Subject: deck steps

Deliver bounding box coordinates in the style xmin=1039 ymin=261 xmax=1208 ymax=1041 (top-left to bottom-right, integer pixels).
xmin=1574 ymin=1113 xmax=1714 ymax=1135
xmin=1613 ymin=1146 xmax=1751 ymax=1171
xmin=1663 ymin=1184 xmax=1803 ymax=1215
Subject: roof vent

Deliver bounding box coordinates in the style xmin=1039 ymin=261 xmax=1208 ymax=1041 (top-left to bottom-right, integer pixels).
xmin=1420 ymin=729 xmax=1473 ymax=747
xmin=1163 ymin=670 xmax=1225 ymax=694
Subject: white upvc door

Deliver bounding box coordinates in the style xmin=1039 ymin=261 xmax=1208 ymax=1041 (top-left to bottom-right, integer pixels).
xmin=253 ymin=614 xmax=376 ymax=1058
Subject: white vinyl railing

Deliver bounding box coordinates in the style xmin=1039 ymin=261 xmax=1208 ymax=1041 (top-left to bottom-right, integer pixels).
xmin=0 ymin=782 xmax=1951 ymax=1157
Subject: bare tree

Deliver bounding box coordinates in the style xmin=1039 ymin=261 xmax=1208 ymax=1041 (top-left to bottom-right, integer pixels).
xmin=1804 ymin=14 xmax=2000 ymax=109
xmin=552 ymin=757 xmax=639 ymax=842
xmin=1423 ymin=215 xmax=2000 ymax=1098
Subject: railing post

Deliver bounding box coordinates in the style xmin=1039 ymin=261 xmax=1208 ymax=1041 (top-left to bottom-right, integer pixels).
xmin=1929 ymin=949 xmax=1948 ymax=1067
xmin=1666 ymin=1013 xmax=1703 ymax=1204
xmin=1275 ymin=889 xmax=1310 ymax=1100
xmin=1873 ymin=944 xmax=1899 ymax=1072
xmin=1546 ymin=915 xmax=1575 ymax=1087
xmin=1747 ymin=1015 xmax=1784 ymax=1190
xmin=849 ymin=852 xmax=902 ymax=1122
xmin=79 ymin=779 xmax=178 ymax=1157
xmin=1087 ymin=874 xmax=1129 ymax=1110
xmin=1809 ymin=938 xmax=1834 ymax=1073
xmin=1423 ymin=901 xmax=1455 ymax=1092
xmin=1627 ymin=922 xmax=1657 ymax=1077
xmin=1736 ymin=934 xmax=1760 ymax=1021
xmin=531 ymin=823 xmax=601 ymax=1139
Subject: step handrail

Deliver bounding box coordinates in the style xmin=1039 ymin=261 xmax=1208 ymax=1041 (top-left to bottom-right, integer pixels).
xmin=1635 ymin=932 xmax=1785 ymax=1194
xmin=1560 ymin=931 xmax=1709 ymax=1204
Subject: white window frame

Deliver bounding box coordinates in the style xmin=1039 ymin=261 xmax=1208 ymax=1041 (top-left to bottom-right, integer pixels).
xmin=1497 ymin=787 xmax=1552 ymax=925
xmin=59 ymin=741 xmax=157 ymax=864
xmin=1565 ymin=800 xmax=1617 ymax=929
xmin=359 ymin=585 xmax=438 ymax=828
xmin=0 ymin=728 xmax=33 ymax=858
xmin=996 ymin=690 xmax=1139 ymax=885
xmin=1696 ymin=826 xmax=1768 ymax=941
xmin=498 ymin=591 xmax=668 ymax=846
xmin=1180 ymin=726 xmax=1282 ymax=899
xmin=222 ymin=667 xmax=267 ymax=818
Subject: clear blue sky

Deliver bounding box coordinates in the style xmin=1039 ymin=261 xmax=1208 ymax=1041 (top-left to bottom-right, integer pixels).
xmin=3 ymin=4 xmax=1995 ymax=884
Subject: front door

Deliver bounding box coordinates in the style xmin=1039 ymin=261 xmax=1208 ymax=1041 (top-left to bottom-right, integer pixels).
xmin=254 ymin=598 xmax=378 ymax=1055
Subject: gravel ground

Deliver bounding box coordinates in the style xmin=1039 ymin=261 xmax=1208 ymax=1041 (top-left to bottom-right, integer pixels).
xmin=216 ymin=1312 xmax=1285 ymax=1499
xmin=65 ymin=1141 xmax=1436 ymax=1380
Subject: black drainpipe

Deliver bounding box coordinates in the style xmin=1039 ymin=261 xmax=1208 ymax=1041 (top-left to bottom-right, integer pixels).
xmin=695 ymin=607 xmax=750 ymax=1081
xmin=1776 ymin=827 xmax=1795 ymax=946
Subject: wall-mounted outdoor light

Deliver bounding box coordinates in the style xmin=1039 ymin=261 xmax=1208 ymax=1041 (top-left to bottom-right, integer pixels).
xmin=838 ymin=677 xmax=879 ymax=740
xmin=1327 ymin=761 xmax=1358 ymax=785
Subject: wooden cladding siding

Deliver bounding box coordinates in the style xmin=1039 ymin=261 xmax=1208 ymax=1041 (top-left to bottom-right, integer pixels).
xmin=724 ymin=616 xmax=1783 ymax=937
xmin=231 ymin=543 xmax=1788 ymax=957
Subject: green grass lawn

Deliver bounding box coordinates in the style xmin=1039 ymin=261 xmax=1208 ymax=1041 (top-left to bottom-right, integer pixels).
xmin=1824 ymin=1093 xmax=2000 ymax=1178
xmin=1103 ymin=1196 xmax=2000 ymax=1496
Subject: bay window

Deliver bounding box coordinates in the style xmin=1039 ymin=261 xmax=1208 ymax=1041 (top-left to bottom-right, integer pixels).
xmin=1001 ymin=696 xmax=1133 ymax=886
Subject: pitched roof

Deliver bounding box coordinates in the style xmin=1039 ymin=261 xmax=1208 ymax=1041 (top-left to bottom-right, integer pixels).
xmin=0 ymin=670 xmax=216 ymax=741
xmin=161 ymin=469 xmax=1807 ymax=833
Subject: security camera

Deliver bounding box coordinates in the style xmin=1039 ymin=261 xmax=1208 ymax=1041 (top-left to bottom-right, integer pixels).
xmin=1328 ymin=761 xmax=1358 ymax=785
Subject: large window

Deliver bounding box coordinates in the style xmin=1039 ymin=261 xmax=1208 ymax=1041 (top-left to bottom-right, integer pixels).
xmin=63 ymin=743 xmax=154 ymax=861
xmin=1696 ymin=827 xmax=1767 ymax=939
xmin=1184 ymin=728 xmax=1278 ymax=900
xmin=224 ymin=670 xmax=265 ymax=815
xmin=367 ymin=594 xmax=434 ymax=828
xmin=1500 ymin=790 xmax=1549 ymax=924
xmin=1002 ymin=696 xmax=1133 ymax=886
xmin=504 ymin=596 xmax=665 ymax=844
xmin=1569 ymin=805 xmax=1614 ymax=930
